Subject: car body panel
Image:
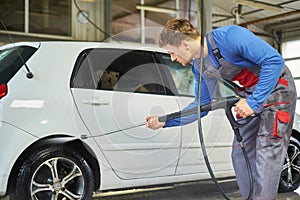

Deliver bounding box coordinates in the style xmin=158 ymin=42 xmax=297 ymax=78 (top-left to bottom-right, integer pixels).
xmin=0 ymin=122 xmax=37 ymax=195
xmin=72 ymin=88 xmax=182 ymax=179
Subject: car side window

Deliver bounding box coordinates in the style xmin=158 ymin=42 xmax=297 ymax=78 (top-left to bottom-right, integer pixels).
xmin=156 ymin=53 xmax=239 ymax=99
xmin=215 ymin=79 xmax=239 ymax=98
xmin=72 ymin=48 xmax=173 ymax=95
xmin=157 ymin=53 xmax=194 ymax=96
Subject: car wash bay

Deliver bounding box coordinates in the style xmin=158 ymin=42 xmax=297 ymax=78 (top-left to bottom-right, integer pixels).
xmin=93 ymin=180 xmax=300 ymax=200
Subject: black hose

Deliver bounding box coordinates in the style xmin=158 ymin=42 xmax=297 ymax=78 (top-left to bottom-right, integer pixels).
xmin=197 ymin=0 xmax=253 ymax=199
xmin=197 ymin=1 xmax=232 ymax=199
xmin=224 ymin=109 xmax=254 ymax=200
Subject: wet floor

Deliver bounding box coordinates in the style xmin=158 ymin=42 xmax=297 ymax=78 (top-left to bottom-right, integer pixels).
xmin=94 ymin=179 xmax=300 ymax=200
xmin=1 ymin=179 xmax=298 ymax=200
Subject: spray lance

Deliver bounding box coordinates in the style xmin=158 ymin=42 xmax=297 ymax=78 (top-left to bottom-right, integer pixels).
xmin=80 ymin=96 xmax=249 ymax=140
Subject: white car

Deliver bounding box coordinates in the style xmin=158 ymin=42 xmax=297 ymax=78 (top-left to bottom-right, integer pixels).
xmin=0 ymin=41 xmax=299 ymax=200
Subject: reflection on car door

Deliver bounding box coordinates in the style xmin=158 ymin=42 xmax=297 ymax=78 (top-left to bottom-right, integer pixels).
xmin=71 ymin=48 xmax=181 ymax=179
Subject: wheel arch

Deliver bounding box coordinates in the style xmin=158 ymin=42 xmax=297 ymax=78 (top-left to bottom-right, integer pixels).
xmin=291 ymin=129 xmax=300 ymax=143
xmin=278 ymin=128 xmax=300 ymax=193
xmin=7 ymin=135 xmax=101 ymax=195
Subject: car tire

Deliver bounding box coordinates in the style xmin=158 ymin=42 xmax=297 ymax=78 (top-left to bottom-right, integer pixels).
xmin=10 ymin=145 xmax=95 ymax=200
xmin=278 ymin=136 xmax=300 ymax=193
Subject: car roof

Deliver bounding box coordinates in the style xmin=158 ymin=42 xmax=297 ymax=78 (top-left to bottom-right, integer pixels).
xmin=0 ymin=41 xmax=168 ymax=54
xmin=0 ymin=42 xmax=41 ymax=50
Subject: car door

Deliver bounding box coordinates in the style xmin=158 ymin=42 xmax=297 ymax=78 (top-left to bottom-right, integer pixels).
xmin=156 ymin=53 xmax=235 ymax=177
xmin=177 ymin=81 xmax=236 ymax=177
xmin=71 ymin=48 xmax=181 ymax=179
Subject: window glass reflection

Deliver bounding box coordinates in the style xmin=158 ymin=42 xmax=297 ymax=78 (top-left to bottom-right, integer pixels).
xmin=29 ymin=0 xmax=71 ymax=36
xmin=0 ymin=0 xmax=25 ymax=32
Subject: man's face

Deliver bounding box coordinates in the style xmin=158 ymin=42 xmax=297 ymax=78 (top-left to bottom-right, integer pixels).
xmin=165 ymin=43 xmax=193 ymax=66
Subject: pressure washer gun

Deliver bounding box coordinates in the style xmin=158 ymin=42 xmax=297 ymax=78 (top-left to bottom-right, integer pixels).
xmin=158 ymin=96 xmax=255 ymax=145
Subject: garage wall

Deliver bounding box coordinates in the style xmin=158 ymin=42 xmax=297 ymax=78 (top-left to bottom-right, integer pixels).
xmin=0 ymin=0 xmax=110 ymax=43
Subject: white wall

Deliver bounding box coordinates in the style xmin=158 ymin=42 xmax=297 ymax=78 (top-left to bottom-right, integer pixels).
xmin=282 ymin=40 xmax=300 ymax=113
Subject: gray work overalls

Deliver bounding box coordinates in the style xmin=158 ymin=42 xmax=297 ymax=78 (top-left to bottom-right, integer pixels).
xmin=205 ymin=32 xmax=297 ymax=200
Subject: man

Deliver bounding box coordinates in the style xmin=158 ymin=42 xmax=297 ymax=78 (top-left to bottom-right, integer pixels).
xmin=146 ymin=18 xmax=297 ymax=200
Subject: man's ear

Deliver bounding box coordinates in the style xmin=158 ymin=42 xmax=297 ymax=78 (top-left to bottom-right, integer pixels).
xmin=182 ymin=40 xmax=189 ymax=50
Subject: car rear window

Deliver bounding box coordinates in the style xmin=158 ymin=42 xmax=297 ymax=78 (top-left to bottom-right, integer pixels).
xmin=72 ymin=48 xmax=175 ymax=95
xmin=0 ymin=46 xmax=37 ymax=84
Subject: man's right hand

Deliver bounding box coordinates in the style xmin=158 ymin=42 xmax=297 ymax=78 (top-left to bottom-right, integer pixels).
xmin=145 ymin=116 xmax=166 ymax=130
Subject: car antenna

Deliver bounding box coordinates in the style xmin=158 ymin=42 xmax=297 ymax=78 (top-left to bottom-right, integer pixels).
xmin=0 ymin=19 xmax=34 ymax=79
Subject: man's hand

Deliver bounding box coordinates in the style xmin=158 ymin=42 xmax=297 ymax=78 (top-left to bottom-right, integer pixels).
xmin=145 ymin=116 xmax=165 ymax=130
xmin=234 ymin=98 xmax=254 ymax=118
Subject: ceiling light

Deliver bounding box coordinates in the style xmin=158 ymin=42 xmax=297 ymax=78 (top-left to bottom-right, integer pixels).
xmin=77 ymin=11 xmax=89 ymax=23
xmin=136 ymin=5 xmax=177 ymax=14
xmin=80 ymin=0 xmax=96 ymax=2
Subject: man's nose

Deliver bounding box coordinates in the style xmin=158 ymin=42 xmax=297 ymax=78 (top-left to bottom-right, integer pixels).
xmin=170 ymin=54 xmax=176 ymax=61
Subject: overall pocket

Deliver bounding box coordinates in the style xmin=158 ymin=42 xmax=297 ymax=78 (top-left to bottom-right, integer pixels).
xmin=273 ymin=110 xmax=291 ymax=138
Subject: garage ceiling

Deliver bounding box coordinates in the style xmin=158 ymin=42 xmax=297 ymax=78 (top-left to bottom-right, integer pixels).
xmin=112 ymin=0 xmax=300 ymax=45
xmin=213 ymin=0 xmax=300 ymax=41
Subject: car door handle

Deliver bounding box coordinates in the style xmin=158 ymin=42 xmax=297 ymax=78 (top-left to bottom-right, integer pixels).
xmin=82 ymin=99 xmax=109 ymax=106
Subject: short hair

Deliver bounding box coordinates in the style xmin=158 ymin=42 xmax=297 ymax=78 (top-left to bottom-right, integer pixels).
xmin=159 ymin=18 xmax=200 ymax=48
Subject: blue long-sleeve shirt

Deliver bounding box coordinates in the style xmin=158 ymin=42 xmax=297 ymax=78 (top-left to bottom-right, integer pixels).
xmin=165 ymin=25 xmax=284 ymax=128
xmin=211 ymin=25 xmax=284 ymax=111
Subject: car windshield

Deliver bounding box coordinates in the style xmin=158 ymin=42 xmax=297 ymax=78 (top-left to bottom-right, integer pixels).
xmin=0 ymin=46 xmax=37 ymax=84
